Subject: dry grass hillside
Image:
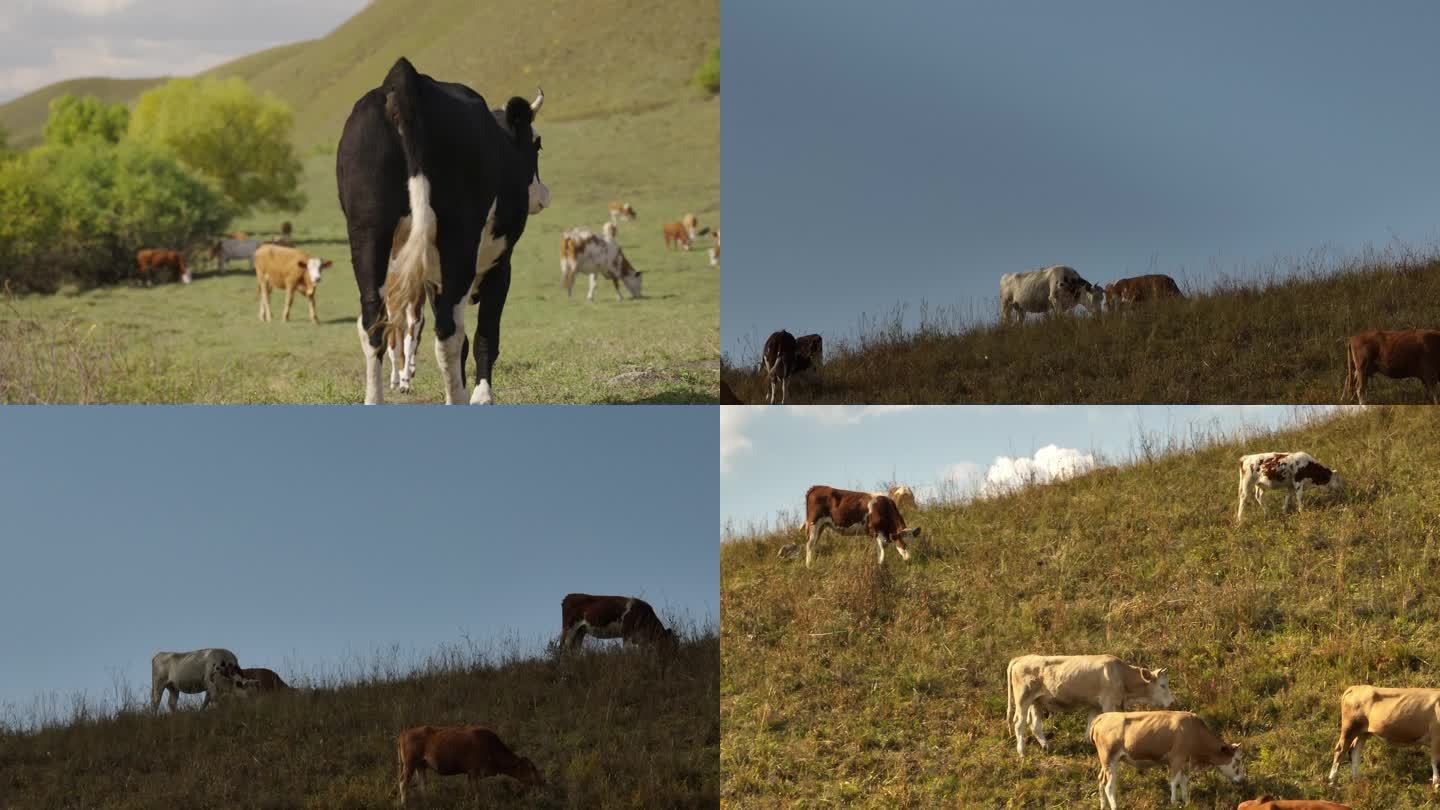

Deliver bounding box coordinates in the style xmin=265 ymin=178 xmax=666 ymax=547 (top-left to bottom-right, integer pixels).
xmin=721 ymin=407 xmax=1440 ymax=808
xmin=0 ymin=635 xmax=719 ymax=809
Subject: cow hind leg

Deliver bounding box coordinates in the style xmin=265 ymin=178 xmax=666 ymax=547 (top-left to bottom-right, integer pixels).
xmin=350 ymin=229 xmax=391 ymax=404
xmin=468 ymin=253 xmax=513 ymax=405
xmin=1028 ymin=705 xmax=1049 ymax=751
xmin=874 ymin=533 xmax=886 ymax=564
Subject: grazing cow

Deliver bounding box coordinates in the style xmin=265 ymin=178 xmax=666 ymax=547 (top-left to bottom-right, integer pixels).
xmin=1238 ymin=799 xmax=1351 ymax=810
xmin=662 ymin=220 xmax=692 ymax=251
xmin=337 ymin=57 xmax=548 ymax=405
xmin=255 ymin=243 xmax=331 ymax=323
xmin=1235 ymin=452 xmax=1342 ymax=523
xmin=720 ymin=380 xmax=744 ymax=404
xmin=887 ymin=485 xmax=916 ymax=510
xmin=1343 ymin=329 xmax=1440 ymax=405
xmin=382 ymin=215 xmax=428 ymax=393
xmin=709 ymin=230 xmax=720 ymax=267
xmin=1006 ymin=654 xmax=1174 ymax=756
xmin=1104 ymin=274 xmax=1183 ymax=308
xmin=608 ymin=201 xmax=637 ymax=225
xmin=560 ymin=594 xmax=678 ymax=655
xmin=1327 ymin=685 xmax=1440 ymax=789
xmin=1091 ymin=711 xmax=1245 ymax=809
xmin=803 ymin=486 xmax=921 ymax=567
xmin=560 ymin=222 xmax=643 ymax=302
xmin=794 ymin=333 xmax=823 ymax=373
xmin=239 ymin=667 xmax=290 ymax=691
xmin=150 ymin=648 xmax=253 ymax=712
xmin=999 ymin=265 xmax=1103 ymax=324
xmin=135 ymin=248 xmax=191 ymax=285
xmin=761 ymin=329 xmax=817 ymax=404
xmin=397 ymin=725 xmax=542 ymax=805
xmin=211 ymin=238 xmax=261 ymax=272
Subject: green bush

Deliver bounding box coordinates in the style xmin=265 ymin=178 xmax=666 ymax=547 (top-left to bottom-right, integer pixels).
xmin=695 ymin=45 xmax=720 ymax=95
xmin=0 ymin=141 xmax=234 ymax=293
xmin=42 ymin=95 xmax=129 ymax=147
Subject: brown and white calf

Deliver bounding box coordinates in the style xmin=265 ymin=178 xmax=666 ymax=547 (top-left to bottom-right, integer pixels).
xmin=608 ymin=201 xmax=637 ymax=225
xmin=663 ymin=213 xmax=705 ymax=250
xmin=1328 ymin=685 xmax=1440 ymax=789
xmin=255 ymin=243 xmax=331 ymax=323
xmin=381 ymin=215 xmax=429 ymax=393
xmin=136 ymin=248 xmax=191 ymax=285
xmin=1103 ymin=274 xmax=1183 ymax=308
xmin=561 ymin=222 xmax=642 ymax=302
xmin=1006 ymin=654 xmax=1174 ymax=756
xmin=708 ymin=230 xmax=720 ymax=267
xmin=560 ymin=593 xmax=678 ymax=655
xmin=396 ymin=725 xmax=542 ymax=805
xmin=1238 ymin=798 xmax=1351 ymax=810
xmin=1343 ymin=328 xmax=1440 ymax=405
xmin=1091 ymin=711 xmax=1245 ymax=809
xmin=1235 ymin=452 xmax=1342 ymax=523
xmin=803 ymin=486 xmax=921 ymax=567
xmin=239 ymin=667 xmax=290 ymax=691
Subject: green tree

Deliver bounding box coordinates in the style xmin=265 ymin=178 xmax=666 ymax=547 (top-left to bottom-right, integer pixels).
xmin=42 ymin=94 xmax=130 ymax=146
xmin=128 ymin=77 xmax=304 ymax=214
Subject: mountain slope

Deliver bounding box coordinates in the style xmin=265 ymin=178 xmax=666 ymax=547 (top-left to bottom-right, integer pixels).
xmin=721 ymin=407 xmax=1440 ymax=808
xmin=0 ymin=77 xmax=162 ymax=149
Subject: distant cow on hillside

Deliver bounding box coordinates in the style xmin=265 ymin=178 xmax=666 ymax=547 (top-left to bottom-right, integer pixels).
xmin=1103 ymin=274 xmax=1183 ymax=308
xmin=803 ymin=485 xmax=920 ymax=567
xmin=150 ymin=648 xmax=253 ymax=712
xmin=1236 ymin=451 xmax=1342 ymax=523
xmin=1006 ymin=654 xmax=1174 ymax=757
xmin=1343 ymin=328 xmax=1440 ymax=405
xmin=239 ymin=667 xmax=290 ymax=691
xmin=560 ymin=593 xmax=678 ymax=655
xmin=999 ymin=265 xmax=1103 ymax=324
xmin=136 ymin=249 xmax=191 ymax=285
xmin=396 ymin=725 xmax=543 ymax=805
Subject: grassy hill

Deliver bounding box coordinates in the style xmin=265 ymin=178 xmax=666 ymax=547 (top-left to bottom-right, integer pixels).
xmin=721 ymin=407 xmax=1440 ymax=808
xmin=720 ymin=253 xmax=1440 ymax=405
xmin=0 ymin=635 xmax=718 ymax=809
xmin=0 ymin=0 xmax=720 ymax=403
xmin=0 ymin=77 xmax=163 ymax=149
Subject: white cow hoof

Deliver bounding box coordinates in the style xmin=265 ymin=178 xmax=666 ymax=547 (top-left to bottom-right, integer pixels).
xmin=470 ymin=380 xmax=495 ymax=405
xmin=398 ymin=382 xmax=412 ymax=394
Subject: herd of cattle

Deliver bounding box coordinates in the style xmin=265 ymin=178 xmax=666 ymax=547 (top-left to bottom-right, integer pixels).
xmin=769 ymin=452 xmax=1440 ymax=807
xmin=742 ymin=263 xmax=1440 ymax=405
xmin=145 ymin=594 xmax=677 ymax=803
xmin=126 ymin=56 xmax=716 ymax=404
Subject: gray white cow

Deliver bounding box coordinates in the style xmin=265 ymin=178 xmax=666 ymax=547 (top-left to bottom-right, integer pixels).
xmin=999 ymin=265 xmax=1103 ymax=324
xmin=150 ymin=648 xmax=255 ymax=712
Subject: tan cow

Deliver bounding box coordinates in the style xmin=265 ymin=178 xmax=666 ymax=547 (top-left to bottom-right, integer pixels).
xmin=1091 ymin=711 xmax=1245 ymax=809
xmin=255 ymin=243 xmax=331 ymax=323
xmin=662 ymin=221 xmax=692 ymax=251
xmin=1237 ymin=798 xmax=1351 ymax=810
xmin=396 ymin=725 xmax=542 ymax=804
xmin=1006 ymin=654 xmax=1174 ymax=756
xmin=888 ymin=485 xmax=916 ymax=510
xmin=803 ymin=485 xmax=920 ymax=567
xmin=1328 ymin=685 xmax=1440 ymax=789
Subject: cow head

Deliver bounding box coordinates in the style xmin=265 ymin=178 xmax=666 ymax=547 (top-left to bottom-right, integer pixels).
xmin=620 ymin=257 xmax=643 ymax=299
xmin=511 ymin=756 xmax=545 ymax=788
xmin=890 ymin=526 xmax=921 ymax=561
xmin=301 ymin=257 xmax=331 ymax=285
xmin=1141 ymin=667 xmax=1174 ymax=707
xmin=502 ymin=89 xmax=550 ymax=215
xmin=1077 ymin=282 xmax=1104 ymax=314
xmin=1216 ymin=743 xmax=1245 ymax=782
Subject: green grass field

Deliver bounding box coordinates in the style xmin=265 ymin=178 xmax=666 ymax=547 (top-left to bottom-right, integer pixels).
xmin=721 ymin=253 xmax=1440 ymax=405
xmin=721 ymin=407 xmax=1440 ymax=808
xmin=1 ymin=634 xmax=719 ymax=809
xmin=0 ymin=0 xmax=719 ymax=403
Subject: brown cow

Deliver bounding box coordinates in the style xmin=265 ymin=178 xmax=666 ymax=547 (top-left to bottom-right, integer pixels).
xmin=255 ymin=243 xmax=332 ymax=323
xmin=762 ymin=330 xmax=819 ymax=404
xmin=1328 ymin=685 xmax=1440 ymax=789
xmin=1343 ymin=329 xmax=1440 ymax=404
xmin=135 ymin=249 xmax=191 ymax=285
xmin=803 ymin=486 xmax=920 ymax=567
xmin=662 ymin=221 xmax=692 ymax=251
xmin=239 ymin=667 xmax=289 ymax=691
xmin=1091 ymin=711 xmax=1245 ymax=808
xmin=1237 ymin=798 xmax=1351 ymax=810
xmin=560 ymin=593 xmax=678 ymax=655
xmin=396 ymin=725 xmax=542 ymax=804
xmin=1103 ymin=274 xmax=1183 ymax=308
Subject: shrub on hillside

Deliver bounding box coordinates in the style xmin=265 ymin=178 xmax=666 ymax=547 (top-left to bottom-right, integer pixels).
xmin=0 ymin=141 xmax=234 ymax=292
xmin=695 ymin=45 xmax=720 ymax=94
xmin=42 ymin=94 xmax=129 ymax=147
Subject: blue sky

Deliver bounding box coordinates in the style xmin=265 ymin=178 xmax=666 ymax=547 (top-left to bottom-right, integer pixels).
xmin=720 ymin=1 xmax=1440 ymax=359
xmin=0 ymin=407 xmax=716 ymax=724
xmin=721 ymin=405 xmax=1344 ymax=535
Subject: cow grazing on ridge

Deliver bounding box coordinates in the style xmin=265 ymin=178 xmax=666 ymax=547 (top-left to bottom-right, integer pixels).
xmin=1005 ymin=654 xmax=1174 ymax=756
xmin=239 ymin=667 xmax=290 ymax=692
xmin=999 ymin=265 xmax=1103 ymax=324
xmin=886 ymin=484 xmax=916 ymax=510
xmin=396 ymin=725 xmax=542 ymax=805
xmin=803 ymin=486 xmax=920 ymax=567
xmin=337 ymin=56 xmax=548 ymax=405
xmin=1343 ymin=329 xmax=1440 ymax=405
xmin=560 ymin=221 xmax=643 ymax=302
xmin=136 ymin=248 xmax=191 ymax=285
xmin=1328 ymin=685 xmax=1440 ymax=789
xmin=1238 ymin=799 xmax=1351 ymax=810
xmin=1235 ymin=451 xmax=1342 ymax=523
xmin=1091 ymin=711 xmax=1245 ymax=809
xmin=1104 ymin=274 xmax=1183 ymax=308
xmin=560 ymin=594 xmax=678 ymax=655
xmin=761 ymin=330 xmax=818 ymax=404
xmin=255 ymin=243 xmax=331 ymax=323
xmin=150 ymin=648 xmax=254 ymax=712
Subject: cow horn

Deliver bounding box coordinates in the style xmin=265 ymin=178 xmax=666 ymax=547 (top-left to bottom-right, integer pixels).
xmin=531 ymin=87 xmax=544 ymax=114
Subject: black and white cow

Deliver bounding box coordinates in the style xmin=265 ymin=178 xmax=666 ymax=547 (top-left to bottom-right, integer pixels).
xmin=337 ymin=57 xmax=549 ymax=404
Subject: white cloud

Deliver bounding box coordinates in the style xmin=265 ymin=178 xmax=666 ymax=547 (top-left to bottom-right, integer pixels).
xmin=983 ymin=444 xmax=1096 ymax=495
xmin=49 ymin=0 xmax=139 ymax=16
xmin=783 ymin=405 xmax=917 ymax=426
xmin=720 ymin=407 xmax=755 ymax=475
xmin=0 ymin=37 xmax=226 ymax=96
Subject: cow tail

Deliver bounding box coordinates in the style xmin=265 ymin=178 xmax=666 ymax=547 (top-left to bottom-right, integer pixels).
xmin=381 ymin=57 xmax=440 ymax=345
xmin=1004 ymin=660 xmax=1014 ymax=734
xmin=560 ymin=234 xmax=577 ymax=291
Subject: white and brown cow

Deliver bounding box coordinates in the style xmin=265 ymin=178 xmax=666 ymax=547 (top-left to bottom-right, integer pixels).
xmin=1327 ymin=685 xmax=1440 ymax=789
xmin=382 ymin=215 xmax=430 ymax=393
xmin=999 ymin=265 xmax=1103 ymax=324
xmin=1006 ymin=654 xmax=1175 ymax=756
xmin=560 ymin=593 xmax=677 ymax=655
xmin=1235 ymin=451 xmax=1342 ymax=523
xmin=1091 ymin=711 xmax=1245 ymax=809
xmin=802 ymin=485 xmax=921 ymax=567
xmin=560 ymin=222 xmax=642 ymax=302
xmin=608 ymin=201 xmax=637 ymax=226
xmin=150 ymin=648 xmax=255 ymax=712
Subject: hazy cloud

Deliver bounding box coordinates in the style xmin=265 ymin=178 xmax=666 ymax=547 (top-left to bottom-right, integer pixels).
xmin=984 ymin=444 xmax=1096 ymax=495
xmin=784 ymin=405 xmax=918 ymax=426
xmin=720 ymin=407 xmax=755 ymax=475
